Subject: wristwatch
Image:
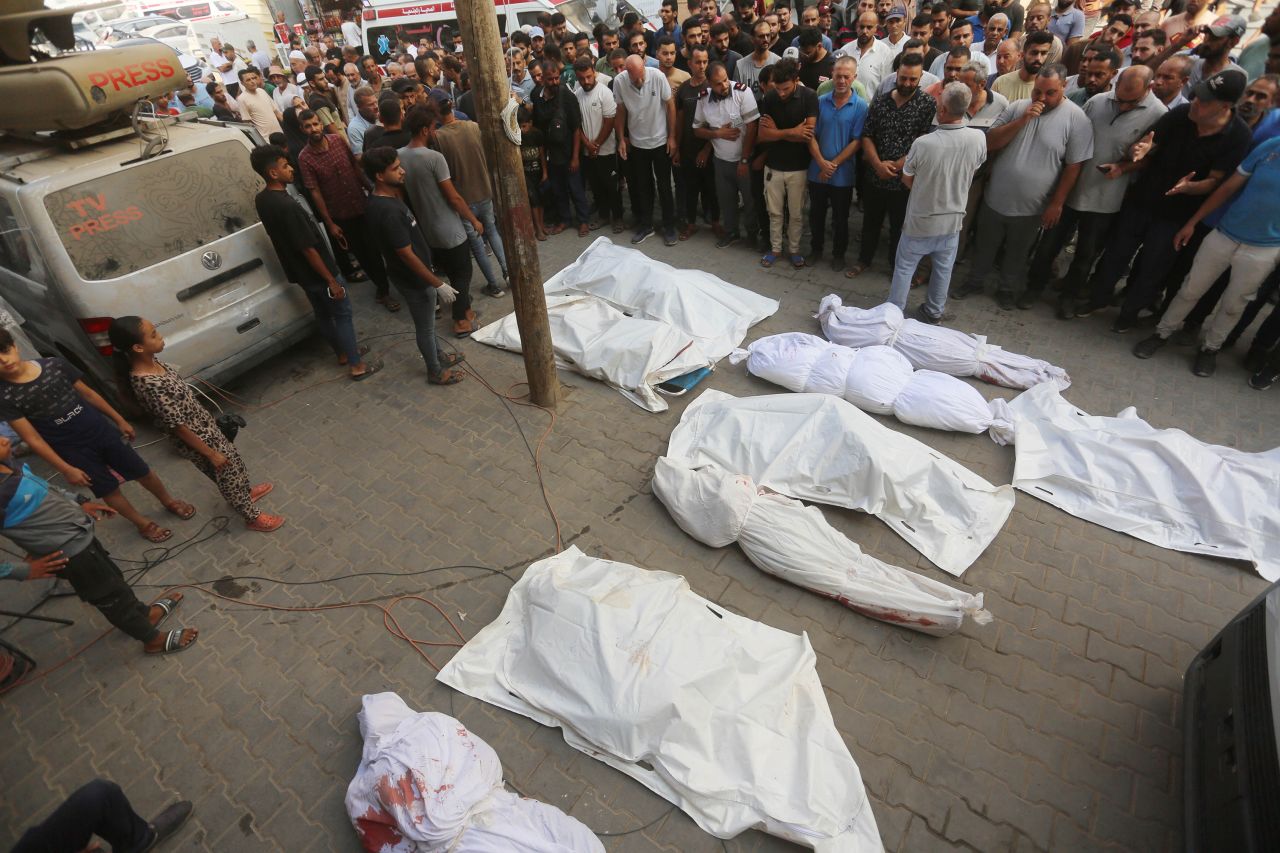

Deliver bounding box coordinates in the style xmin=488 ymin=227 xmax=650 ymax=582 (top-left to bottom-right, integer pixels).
xmin=739 ymin=158 xmax=749 ymax=164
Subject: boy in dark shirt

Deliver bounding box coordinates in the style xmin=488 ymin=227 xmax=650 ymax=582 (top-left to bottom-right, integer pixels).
xmin=251 ymin=144 xmax=381 ymax=381
xmin=0 ymin=332 xmax=190 ymax=544
xmin=363 ymin=146 xmax=467 ymax=386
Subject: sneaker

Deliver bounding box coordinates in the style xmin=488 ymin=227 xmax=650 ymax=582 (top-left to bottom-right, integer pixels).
xmin=715 ymin=231 xmax=740 ymax=249
xmin=1110 ymin=315 xmax=1136 ymax=334
xmin=913 ymin=304 xmax=940 ymax=325
xmin=1192 ymin=348 xmax=1217 ymax=377
xmin=951 ymin=283 xmax=983 ymax=301
xmin=1074 ymin=301 xmax=1107 ymax=318
xmin=1132 ymin=334 xmax=1167 ymax=359
xmin=146 ymin=800 xmax=194 ymax=848
xmin=830 ymin=255 xmax=845 ymax=272
xmin=662 ymin=227 xmax=678 ymax=247
xmin=631 ymin=226 xmax=654 ymax=244
xmin=1055 ymin=296 xmax=1075 ymax=321
xmin=1249 ymin=367 xmax=1278 ymax=390
xmin=995 ymin=291 xmax=1015 ymax=310
xmin=1244 ymin=348 xmax=1266 ymax=374
xmin=1015 ymin=291 xmax=1037 ymax=310
xmin=482 ymin=283 xmax=506 ymax=298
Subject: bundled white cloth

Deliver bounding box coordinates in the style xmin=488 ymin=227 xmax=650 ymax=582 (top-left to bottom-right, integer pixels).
xmin=653 ymin=458 xmax=991 ymax=635
xmin=472 ymin=238 xmax=778 ymax=411
xmin=817 ymin=297 xmax=1071 ymax=391
xmin=730 ymin=332 xmax=1014 ymax=440
xmin=344 ymin=693 xmax=603 ymax=852
xmin=666 ymin=390 xmax=1013 ymax=576
xmin=438 ymin=547 xmax=884 ymax=851
xmin=1008 ymin=382 xmax=1280 ymax=581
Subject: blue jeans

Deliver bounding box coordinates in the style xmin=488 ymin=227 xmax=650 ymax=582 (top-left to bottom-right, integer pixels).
xmin=390 ymin=278 xmax=442 ymax=375
xmin=303 ymin=280 xmax=361 ymax=366
xmin=890 ymin=232 xmax=960 ymax=320
xmin=464 ymin=198 xmax=507 ymax=288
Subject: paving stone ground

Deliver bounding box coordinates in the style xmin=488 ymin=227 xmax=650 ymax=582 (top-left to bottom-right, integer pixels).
xmin=1 ymin=222 xmax=1276 ymax=852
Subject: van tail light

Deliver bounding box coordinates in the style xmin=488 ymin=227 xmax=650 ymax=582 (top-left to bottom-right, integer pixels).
xmin=362 ymin=9 xmax=375 ymax=20
xmin=77 ymin=317 xmax=114 ymax=356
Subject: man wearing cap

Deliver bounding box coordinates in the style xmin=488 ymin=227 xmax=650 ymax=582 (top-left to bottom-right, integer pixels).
xmin=530 ymin=27 xmax=547 ymax=61
xmin=1184 ymin=15 xmax=1248 ymax=96
xmin=880 ymin=7 xmax=909 ymax=57
xmin=268 ymin=65 xmax=305 ymax=112
xmin=1079 ymin=69 xmax=1252 ymax=330
xmin=1029 ymin=65 xmax=1165 ymax=319
xmin=288 ymin=49 xmax=308 ymax=80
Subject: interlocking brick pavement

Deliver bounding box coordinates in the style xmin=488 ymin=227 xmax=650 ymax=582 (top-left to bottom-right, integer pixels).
xmin=1 ymin=223 xmax=1275 ymax=852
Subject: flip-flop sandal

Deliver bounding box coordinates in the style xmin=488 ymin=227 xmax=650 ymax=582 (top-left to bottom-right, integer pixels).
xmin=760 ymin=253 xmax=777 ymax=268
xmin=146 ymin=628 xmax=197 ymax=655
xmin=442 ymin=352 xmax=466 ymax=368
xmin=845 ymin=264 xmax=869 ymax=279
xmin=150 ymin=594 xmax=183 ymax=627
xmin=428 ymin=367 xmax=465 ymax=385
xmin=163 ymin=500 xmax=196 ymax=520
xmin=378 ymin=297 xmax=402 ymax=313
xmin=140 ymin=522 xmax=172 ymax=543
xmin=351 ymin=359 xmax=384 ymax=381
xmin=789 ymin=255 xmax=805 ymax=269
xmin=339 ymin=344 xmax=371 ymax=366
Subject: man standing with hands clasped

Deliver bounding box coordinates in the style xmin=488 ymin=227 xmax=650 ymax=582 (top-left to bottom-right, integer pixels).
xmin=889 ymin=81 xmax=987 ymax=323
xmin=614 ymin=54 xmax=680 ymax=246
xmin=806 ymin=55 xmax=867 ymax=271
xmin=694 ymin=60 xmax=760 ymax=249
xmin=757 ymin=58 xmax=819 ymax=269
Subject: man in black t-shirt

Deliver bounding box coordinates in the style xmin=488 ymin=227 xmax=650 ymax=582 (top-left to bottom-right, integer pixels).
xmin=797 ymin=27 xmax=835 ymax=90
xmin=362 ymin=147 xmax=466 ymax=386
xmin=756 ymin=58 xmax=819 ymax=268
xmin=1081 ymin=69 xmax=1252 ymax=331
xmin=250 ymin=145 xmax=379 ymax=380
xmin=674 ymin=45 xmax=720 ymax=239
xmin=532 ymin=60 xmax=590 ymax=234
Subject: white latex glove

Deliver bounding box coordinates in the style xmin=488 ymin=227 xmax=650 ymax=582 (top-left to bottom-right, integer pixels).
xmin=435 ymin=282 xmax=458 ymax=305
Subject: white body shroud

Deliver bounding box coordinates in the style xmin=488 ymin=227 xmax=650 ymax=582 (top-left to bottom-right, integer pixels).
xmin=652 ymin=458 xmax=991 ymax=635
xmin=437 ymin=547 xmax=884 ymax=851
xmin=817 ymin=297 xmax=1071 ymax=391
xmin=471 ymin=238 xmax=778 ymax=411
xmin=1009 ymin=382 xmax=1280 ymax=581
xmin=666 ymin=390 xmax=1014 ymax=576
xmin=731 ymin=332 xmax=1014 ymax=440
xmin=343 ymin=693 xmax=603 ymax=853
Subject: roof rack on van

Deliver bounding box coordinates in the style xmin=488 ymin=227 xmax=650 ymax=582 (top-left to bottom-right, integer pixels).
xmin=0 ymin=109 xmax=196 ymax=182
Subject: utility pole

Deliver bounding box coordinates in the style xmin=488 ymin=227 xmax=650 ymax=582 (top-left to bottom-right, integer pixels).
xmin=454 ymin=0 xmax=559 ymax=409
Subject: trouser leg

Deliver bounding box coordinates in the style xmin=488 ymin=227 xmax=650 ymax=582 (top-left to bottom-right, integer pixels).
xmin=698 ymin=157 xmax=719 ymax=221
xmin=1117 ymin=218 xmax=1184 ymax=323
xmin=998 ymin=215 xmax=1041 ymax=297
xmin=714 ymin=159 xmax=739 ymax=235
xmin=547 ymin=161 xmax=573 ymax=224
xmin=858 ymin=184 xmax=889 ymax=266
xmin=1060 ymin=211 xmax=1114 ymax=300
xmin=963 ymin=202 xmax=1006 ymax=290
xmin=1027 ymin=206 xmax=1079 ymax=288
xmin=1228 ymin=265 xmax=1280 ymax=348
xmin=568 ymin=168 xmax=590 ymax=224
xmin=924 ymin=233 xmax=960 ymax=318
xmin=682 ymin=156 xmax=702 ymax=224
xmin=1086 ymin=205 xmax=1150 ymax=307
xmin=61 ymin=541 xmax=156 ymax=643
xmin=829 ymin=184 xmax=853 ymax=259
xmin=463 ymin=206 xmax=499 ymax=288
xmin=888 ymin=233 xmax=928 ymax=309
xmin=750 ymin=166 xmax=766 ymax=242
xmin=809 ymin=181 xmax=830 ymax=256
xmin=431 ymin=241 xmax=474 ymax=321
xmin=1201 ymin=242 xmax=1280 ymax=350
xmin=335 ymin=215 xmax=389 ymax=299
xmin=304 ymin=287 xmax=361 ymax=365
xmin=764 ymin=168 xmax=786 ymax=253
xmin=393 ymin=279 xmax=442 ymax=375
xmin=476 ymin=199 xmax=507 ymax=276
xmin=631 ymin=146 xmax=656 ymax=226
xmin=1155 ymin=228 xmax=1238 ymax=340
xmin=652 ymin=148 xmax=675 ymax=230
xmin=193 ymin=442 xmax=256 ymax=521
xmin=783 ymin=170 xmax=806 ymax=255
xmin=958 ymin=171 xmax=988 ymax=258
xmin=12 ymin=779 xmax=152 ymax=853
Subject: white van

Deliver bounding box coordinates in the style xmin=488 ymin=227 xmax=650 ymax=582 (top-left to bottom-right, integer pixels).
xmin=0 ymin=42 xmax=312 ymax=397
xmin=360 ymin=0 xmax=579 ymax=64
xmin=128 ymin=0 xmax=268 ymax=54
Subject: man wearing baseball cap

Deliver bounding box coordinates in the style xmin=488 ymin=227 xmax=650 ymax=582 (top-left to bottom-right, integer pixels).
xmin=880 ymin=7 xmax=909 ymax=58
xmin=1078 ymin=69 xmax=1252 ymax=331
xmin=268 ymin=64 xmax=304 ymax=112
xmin=1185 ymin=15 xmax=1247 ymax=96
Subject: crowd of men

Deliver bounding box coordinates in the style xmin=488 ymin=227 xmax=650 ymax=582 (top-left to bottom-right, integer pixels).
xmin=157 ymin=1 xmax=1280 ymax=390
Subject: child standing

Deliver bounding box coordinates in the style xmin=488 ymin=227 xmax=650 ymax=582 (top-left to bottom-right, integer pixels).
xmin=519 ymin=105 xmax=549 ymax=241
xmin=108 ymin=318 xmax=284 ymax=533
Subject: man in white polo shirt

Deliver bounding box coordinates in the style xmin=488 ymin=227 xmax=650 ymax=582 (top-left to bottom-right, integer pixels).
xmin=574 ymin=57 xmax=623 ymax=232
xmin=693 ymin=60 xmax=760 ymax=248
xmin=613 ymin=55 xmax=678 ymax=246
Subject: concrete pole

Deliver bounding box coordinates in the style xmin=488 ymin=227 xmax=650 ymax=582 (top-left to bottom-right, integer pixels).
xmin=453 ymin=0 xmax=559 ymax=409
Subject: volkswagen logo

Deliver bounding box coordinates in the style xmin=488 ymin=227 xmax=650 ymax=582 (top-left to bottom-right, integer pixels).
xmin=200 ymin=251 xmax=222 ymax=271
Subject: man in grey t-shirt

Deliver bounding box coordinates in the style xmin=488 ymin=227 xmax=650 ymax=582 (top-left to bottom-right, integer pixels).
xmin=889 ymin=82 xmax=987 ymax=323
xmin=954 ymin=64 xmax=1093 ymax=310
xmin=1027 ymin=66 xmax=1165 ymax=319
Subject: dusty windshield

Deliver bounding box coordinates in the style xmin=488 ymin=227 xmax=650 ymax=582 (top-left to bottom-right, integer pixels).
xmin=44 ymin=139 xmax=260 ymax=281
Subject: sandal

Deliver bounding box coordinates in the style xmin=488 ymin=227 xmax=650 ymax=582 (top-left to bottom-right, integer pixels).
xmin=163 ymin=500 xmax=196 ymax=520
xmin=246 ymin=512 xmax=285 ymax=532
xmin=760 ymin=252 xmax=777 ymax=268
xmin=339 ymin=344 xmax=371 ymax=366
xmin=145 ymin=628 xmax=197 ymax=655
xmin=377 ymin=296 xmax=401 ymax=313
xmin=789 ymin=254 xmax=805 ymax=270
xmin=139 ymin=521 xmax=172 ymax=543
xmin=844 ymin=263 xmax=869 ymax=279
xmin=350 ymin=359 xmax=384 ymax=381
xmin=428 ymin=367 xmax=465 ymax=385
xmin=441 ymin=352 xmax=466 ymax=368
xmin=249 ymin=483 xmax=273 ymax=503
xmin=149 ymin=593 xmax=183 ymax=627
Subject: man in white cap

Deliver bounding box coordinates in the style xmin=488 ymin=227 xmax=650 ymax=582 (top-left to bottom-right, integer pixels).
xmin=530 ymin=26 xmax=546 ymax=61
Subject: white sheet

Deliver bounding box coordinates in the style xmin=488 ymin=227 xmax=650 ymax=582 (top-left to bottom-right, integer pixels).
xmin=437 ymin=547 xmax=884 ymax=851
xmin=731 ymin=332 xmax=1014 ymax=439
xmin=817 ymin=297 xmax=1071 ymax=391
xmin=1008 ymin=382 xmax=1280 ymax=580
xmin=652 ymin=458 xmax=991 ymax=635
xmin=665 ymin=390 xmax=1014 ymax=576
xmin=344 ymin=692 xmax=603 ymax=852
xmin=471 ymin=238 xmax=779 ymax=411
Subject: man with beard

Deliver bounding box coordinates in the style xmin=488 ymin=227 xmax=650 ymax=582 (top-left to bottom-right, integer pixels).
xmin=1048 ymin=0 xmax=1085 ymax=46
xmin=1184 ymin=16 xmax=1247 ymax=95
xmin=846 ymin=53 xmax=936 ymax=278
xmin=1028 ymin=66 xmax=1165 ymax=319
xmin=757 ymin=58 xmax=818 ymax=269
xmin=1024 ymin=3 xmax=1065 ymax=64
xmin=694 ymin=60 xmax=760 ymax=249
xmin=927 ymin=19 xmax=990 ymax=79
xmin=1079 ymin=70 xmax=1251 ymax=332
xmin=835 ymin=11 xmax=894 ymax=92
xmin=674 ymin=46 xmax=719 ymax=240
xmin=304 ymin=65 xmax=345 ymax=139
xmin=994 ymin=30 xmax=1053 ymax=101
xmin=1127 ymin=28 xmax=1165 ymax=70
xmin=807 ymin=55 xmax=867 ymax=270
xmin=345 ymin=86 xmax=379 ymax=156
xmin=1062 ymin=13 xmax=1130 ymax=76
xmin=723 ymin=13 xmax=756 ymax=58
xmin=954 ymin=65 xmax=1092 ymax=310
xmin=737 ymin=19 xmax=780 ymax=100
xmin=575 ymin=58 xmax=624 ymax=233
xmin=775 ymin=3 xmax=797 ymax=45
xmin=614 ymin=55 xmax=680 ymax=246
xmin=798 ymin=27 xmax=836 ymax=89
xmin=297 ymin=109 xmax=397 ymax=313
xmin=909 ymin=12 xmax=943 ymax=69
xmin=928 ymin=3 xmax=952 ymax=53
xmin=533 ymin=62 xmax=590 ymax=236
xmin=596 ymin=30 xmax=621 ymax=74
xmin=711 ymin=22 xmax=746 ymax=72
xmin=1067 ymin=47 xmax=1121 ymax=106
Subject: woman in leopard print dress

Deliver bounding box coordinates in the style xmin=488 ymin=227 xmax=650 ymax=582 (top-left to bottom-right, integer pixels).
xmin=108 ymin=317 xmax=285 ymax=532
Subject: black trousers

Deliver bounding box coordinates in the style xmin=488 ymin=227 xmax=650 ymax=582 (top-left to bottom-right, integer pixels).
xmin=1027 ymin=207 xmax=1115 ymax=299
xmin=64 ymin=539 xmax=155 ymax=643
xmin=629 ymin=144 xmax=676 ymax=230
xmin=584 ymin=153 xmax=622 ymax=221
xmin=1086 ymin=204 xmax=1183 ymax=320
xmin=809 ymin=182 xmax=853 ymax=259
xmin=858 ymin=184 xmax=908 ymax=267
xmin=681 ymin=154 xmax=719 ymax=226
xmin=334 ymin=214 xmax=390 ymax=299
xmin=14 ymin=779 xmax=153 ymax=853
xmin=429 ymin=240 xmax=474 ymax=321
